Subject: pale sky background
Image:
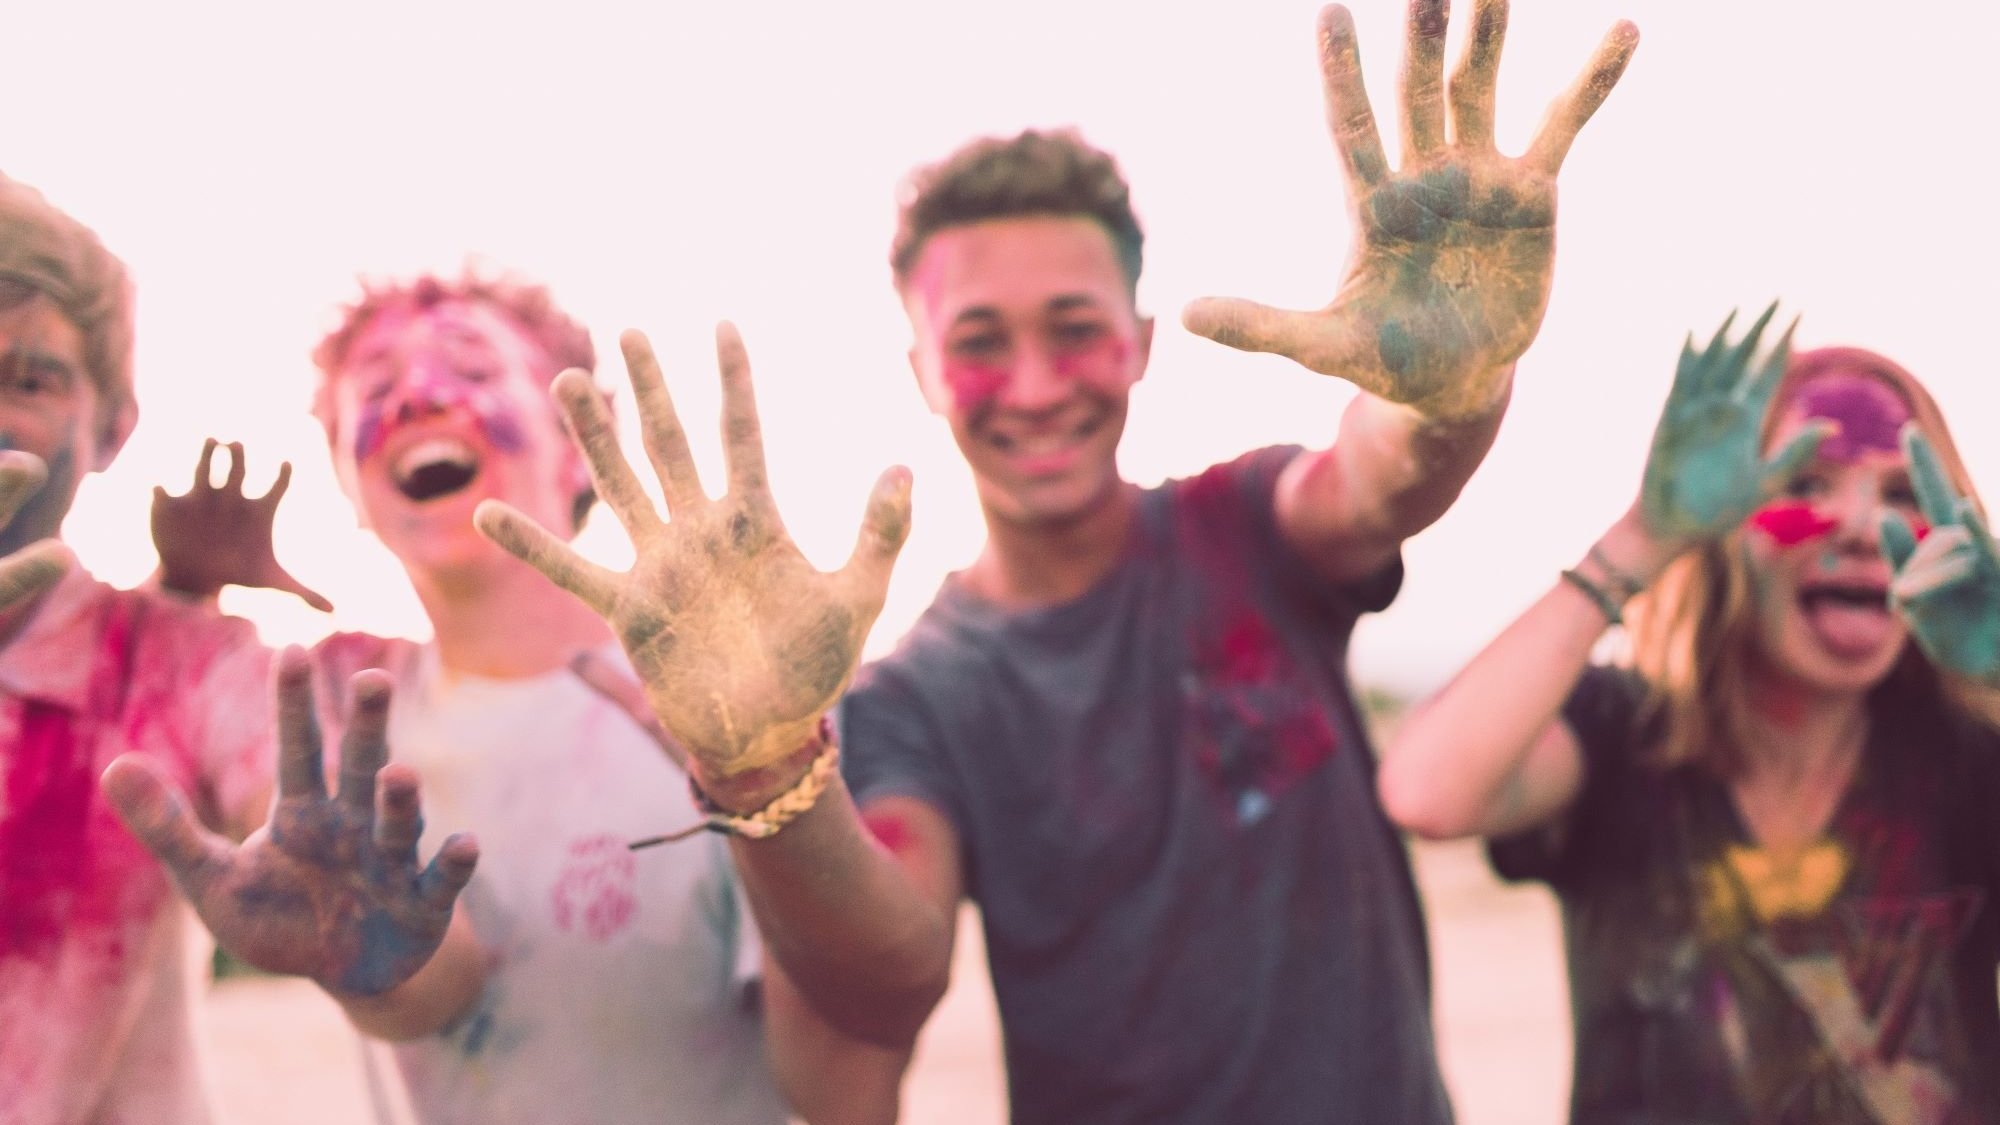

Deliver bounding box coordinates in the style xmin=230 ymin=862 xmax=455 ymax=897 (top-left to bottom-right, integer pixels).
xmin=2 ymin=0 xmax=1990 ymax=695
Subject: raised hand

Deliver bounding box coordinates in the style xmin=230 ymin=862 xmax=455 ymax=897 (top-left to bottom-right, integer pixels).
xmin=151 ymin=438 xmax=332 ymax=611
xmin=474 ymin=324 xmax=912 ymax=780
xmin=1184 ymin=0 xmax=1639 ymax=417
xmin=1638 ymin=304 xmax=1824 ymax=547
xmin=1881 ymin=428 xmax=2000 ymax=683
xmin=0 ymin=450 xmax=70 ymax=612
xmin=100 ymin=649 xmax=478 ymax=996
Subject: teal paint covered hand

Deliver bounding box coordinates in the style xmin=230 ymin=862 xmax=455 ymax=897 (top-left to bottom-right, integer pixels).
xmin=1881 ymin=427 xmax=2000 ymax=683
xmin=1638 ymin=304 xmax=1824 ymax=547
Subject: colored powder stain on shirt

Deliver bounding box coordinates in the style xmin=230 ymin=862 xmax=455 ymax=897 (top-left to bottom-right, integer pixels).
xmin=0 ymin=703 xmax=89 ymax=960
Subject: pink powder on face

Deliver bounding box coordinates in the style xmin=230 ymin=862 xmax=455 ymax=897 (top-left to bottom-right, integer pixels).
xmin=1791 ymin=375 xmax=1911 ymax=464
xmin=940 ymin=360 xmax=1010 ymax=412
xmin=1749 ymin=502 xmax=1839 ymax=547
xmin=1050 ymin=336 xmax=1131 ymax=386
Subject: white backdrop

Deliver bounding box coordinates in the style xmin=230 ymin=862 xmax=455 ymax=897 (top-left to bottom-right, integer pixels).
xmin=3 ymin=0 xmax=1988 ymax=694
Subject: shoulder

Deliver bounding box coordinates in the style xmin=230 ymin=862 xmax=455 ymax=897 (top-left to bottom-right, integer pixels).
xmin=1161 ymin=446 xmax=1300 ymax=528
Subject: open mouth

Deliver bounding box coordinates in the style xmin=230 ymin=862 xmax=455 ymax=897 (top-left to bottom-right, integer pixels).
xmin=392 ymin=437 xmax=481 ymax=502
xmin=1797 ymin=579 xmax=1894 ymax=658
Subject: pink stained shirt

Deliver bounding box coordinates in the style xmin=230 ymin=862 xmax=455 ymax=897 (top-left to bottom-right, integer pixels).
xmin=0 ymin=567 xmax=273 ymax=1125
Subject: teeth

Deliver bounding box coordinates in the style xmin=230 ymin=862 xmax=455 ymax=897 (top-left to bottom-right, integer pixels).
xmin=393 ymin=437 xmax=477 ymax=484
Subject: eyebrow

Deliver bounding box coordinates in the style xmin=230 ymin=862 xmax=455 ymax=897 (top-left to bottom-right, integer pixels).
xmin=947 ymin=293 xmax=1106 ymax=328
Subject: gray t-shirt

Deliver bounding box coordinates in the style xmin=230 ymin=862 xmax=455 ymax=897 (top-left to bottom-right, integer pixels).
xmin=842 ymin=447 xmax=1452 ymax=1125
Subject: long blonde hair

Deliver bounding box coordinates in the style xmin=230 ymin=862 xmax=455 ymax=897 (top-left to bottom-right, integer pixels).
xmin=1623 ymin=346 xmax=2000 ymax=774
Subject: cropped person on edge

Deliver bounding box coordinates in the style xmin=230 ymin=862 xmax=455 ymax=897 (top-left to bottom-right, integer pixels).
xmin=1380 ymin=308 xmax=2000 ymax=1123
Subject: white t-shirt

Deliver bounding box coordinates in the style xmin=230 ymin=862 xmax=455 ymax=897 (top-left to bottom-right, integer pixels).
xmin=315 ymin=636 xmax=787 ymax=1125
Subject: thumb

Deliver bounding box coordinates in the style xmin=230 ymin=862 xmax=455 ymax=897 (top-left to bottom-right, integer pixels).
xmin=1181 ymin=297 xmax=1322 ymax=358
xmin=1879 ymin=510 xmax=1920 ymax=573
xmin=1758 ymin=420 xmax=1832 ymax=498
xmin=100 ymin=755 xmax=231 ymax=890
xmin=839 ymin=465 xmax=913 ymax=612
xmin=271 ymin=566 xmax=334 ymax=613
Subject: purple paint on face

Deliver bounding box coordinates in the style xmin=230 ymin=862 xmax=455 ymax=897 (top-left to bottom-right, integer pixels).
xmin=349 ymin=378 xmax=528 ymax=464
xmin=1791 ymin=375 xmax=1910 ymax=464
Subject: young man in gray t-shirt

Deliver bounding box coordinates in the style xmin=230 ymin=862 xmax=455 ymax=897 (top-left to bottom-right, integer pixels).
xmin=471 ymin=2 xmax=1642 ymax=1120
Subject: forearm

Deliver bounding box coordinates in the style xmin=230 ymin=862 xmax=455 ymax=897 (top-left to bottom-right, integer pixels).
xmin=1380 ymin=512 xmax=1678 ymax=838
xmin=332 ymin=912 xmax=485 ymax=1041
xmin=1289 ymin=371 xmax=1511 ymax=557
xmin=703 ymin=760 xmax=953 ymax=1046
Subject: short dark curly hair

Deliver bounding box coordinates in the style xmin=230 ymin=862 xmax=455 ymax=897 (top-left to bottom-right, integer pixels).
xmin=891 ymin=129 xmax=1144 ymax=294
xmin=310 ymin=267 xmax=601 ymax=529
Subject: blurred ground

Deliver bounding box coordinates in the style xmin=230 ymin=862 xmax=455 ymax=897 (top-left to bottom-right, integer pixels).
xmin=199 ymin=837 xmax=1571 ymax=1124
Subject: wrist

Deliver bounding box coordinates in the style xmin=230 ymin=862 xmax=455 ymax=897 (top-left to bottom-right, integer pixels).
xmin=1600 ymin=508 xmax=1692 ymax=588
xmin=691 ymin=716 xmax=832 ymax=815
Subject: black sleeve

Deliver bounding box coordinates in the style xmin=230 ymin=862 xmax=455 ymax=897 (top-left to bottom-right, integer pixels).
xmin=1487 ymin=665 xmax=1649 ymax=889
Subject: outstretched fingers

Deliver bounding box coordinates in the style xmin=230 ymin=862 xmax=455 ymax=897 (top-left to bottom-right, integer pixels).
xmin=274 ymin=648 xmax=328 ymax=801
xmin=553 ymin=368 xmax=660 ymax=542
xmin=1759 ymin=421 xmax=1832 ymax=498
xmin=837 ymin=465 xmax=914 ymax=613
xmin=101 ymin=754 xmax=232 ymax=890
xmin=416 ymin=832 xmax=480 ymax=913
xmin=1399 ymin=0 xmax=1450 ymax=162
xmin=1319 ymin=4 xmax=1390 ymax=194
xmin=714 ymin=322 xmax=772 ymax=500
xmin=336 ymin=670 xmax=394 ymax=813
xmin=473 ymin=499 xmax=620 ymax=613
xmin=191 ymin=438 xmax=220 ymax=493
xmin=620 ymin=329 xmax=707 ymax=516
xmin=1720 ymin=302 xmax=1780 ymax=401
xmin=260 ymin=460 xmax=294 ymax=507
xmin=0 ymin=450 xmax=47 ymax=524
xmin=1446 ymin=0 xmax=1507 ymax=149
xmin=0 ymin=539 xmax=68 ymax=612
xmin=1903 ymin=426 xmax=1962 ymax=533
xmin=224 ymin=441 xmax=247 ymax=495
xmin=372 ymin=763 xmax=424 ymax=865
xmin=1181 ymin=298 xmax=1370 ymax=384
xmin=1522 ymin=19 xmax=1639 ymax=175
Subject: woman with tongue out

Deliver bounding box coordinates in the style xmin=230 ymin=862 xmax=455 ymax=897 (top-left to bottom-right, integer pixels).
xmin=1379 ymin=305 xmax=2000 ymax=1124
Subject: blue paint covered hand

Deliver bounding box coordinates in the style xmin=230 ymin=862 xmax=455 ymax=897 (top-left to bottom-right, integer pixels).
xmin=0 ymin=450 xmax=69 ymax=612
xmin=151 ymin=439 xmax=332 ymax=611
xmin=100 ymin=648 xmax=478 ymax=997
xmin=1638 ymin=304 xmax=1826 ymax=548
xmin=1182 ymin=0 xmax=1639 ymax=418
xmin=1881 ymin=427 xmax=2000 ymax=683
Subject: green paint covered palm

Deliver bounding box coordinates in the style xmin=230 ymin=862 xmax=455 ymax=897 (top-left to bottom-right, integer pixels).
xmin=1183 ymin=0 xmax=1639 ymax=418
xmin=1882 ymin=429 xmax=2000 ymax=683
xmin=475 ymin=325 xmax=912 ymax=779
xmin=1639 ymin=304 xmax=1822 ymax=547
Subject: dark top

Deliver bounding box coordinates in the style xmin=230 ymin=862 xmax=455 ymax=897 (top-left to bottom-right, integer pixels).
xmin=842 ymin=447 xmax=1452 ymax=1125
xmin=1493 ymin=666 xmax=2000 ymax=1124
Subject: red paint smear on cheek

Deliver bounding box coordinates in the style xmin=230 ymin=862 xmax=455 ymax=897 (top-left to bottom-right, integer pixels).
xmin=1749 ymin=502 xmax=1838 ymax=547
xmin=941 ymin=360 xmax=1008 ymax=412
xmin=1051 ymin=336 xmax=1131 ymax=388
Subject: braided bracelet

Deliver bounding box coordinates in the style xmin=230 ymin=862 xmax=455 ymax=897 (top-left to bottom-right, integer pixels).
xmin=1560 ymin=567 xmax=1626 ymax=627
xmin=1585 ymin=543 xmax=1646 ymax=602
xmin=629 ymin=719 xmax=840 ymax=848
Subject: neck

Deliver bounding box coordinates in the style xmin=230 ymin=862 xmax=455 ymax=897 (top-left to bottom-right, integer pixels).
xmin=1737 ymin=674 xmax=1869 ymax=788
xmin=964 ymin=480 xmax=1140 ymax=609
xmin=409 ymin=553 xmax=611 ymax=679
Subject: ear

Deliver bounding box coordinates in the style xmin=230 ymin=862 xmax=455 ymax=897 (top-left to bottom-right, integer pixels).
xmin=1130 ymin=314 xmax=1155 ymax=388
xmin=908 ymin=341 xmax=950 ymax=416
xmin=91 ymin=396 xmax=139 ymax=471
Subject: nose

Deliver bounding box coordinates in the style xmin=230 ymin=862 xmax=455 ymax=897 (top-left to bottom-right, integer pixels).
xmin=1829 ymin=479 xmax=1882 ymax=548
xmin=999 ymin=344 xmax=1071 ymax=412
xmin=382 ymin=360 xmax=463 ymax=423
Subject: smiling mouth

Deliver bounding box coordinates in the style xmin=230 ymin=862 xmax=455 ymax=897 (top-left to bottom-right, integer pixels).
xmin=392 ymin=437 xmax=481 ymax=502
xmin=988 ymin=412 xmax=1103 ymax=458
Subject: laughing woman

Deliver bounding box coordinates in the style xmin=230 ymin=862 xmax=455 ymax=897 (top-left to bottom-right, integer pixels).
xmin=1379 ymin=306 xmax=2000 ymax=1124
